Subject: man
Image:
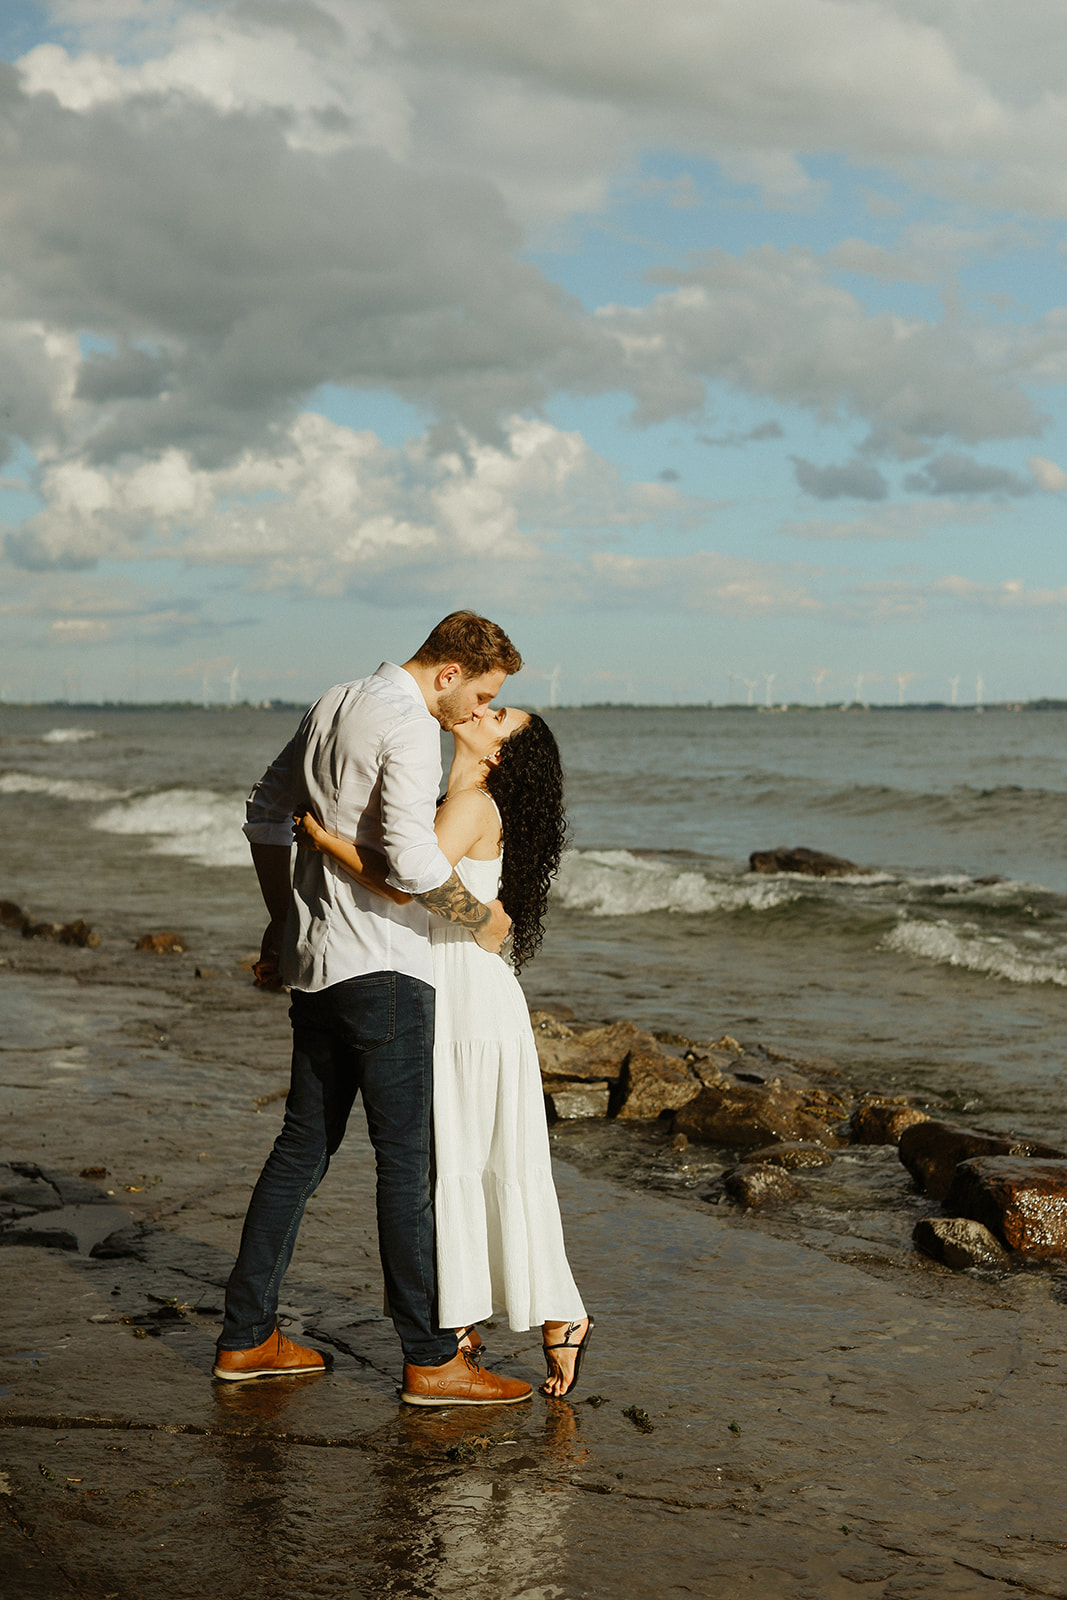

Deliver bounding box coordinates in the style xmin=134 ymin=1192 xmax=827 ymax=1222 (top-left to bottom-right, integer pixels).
xmin=213 ymin=612 xmax=532 ymax=1406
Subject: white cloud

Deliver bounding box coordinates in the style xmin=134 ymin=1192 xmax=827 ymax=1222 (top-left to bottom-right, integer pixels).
xmin=394 ymin=0 xmax=1067 ymax=218
xmin=1029 ymin=454 xmax=1067 ymax=491
xmin=5 ymin=412 xmax=712 ymax=592
xmin=598 ymin=247 xmax=1042 ymax=450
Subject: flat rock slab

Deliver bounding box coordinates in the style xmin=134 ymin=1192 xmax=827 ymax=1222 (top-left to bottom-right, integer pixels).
xmin=945 ymin=1156 xmax=1067 ymax=1256
xmin=900 ymin=1121 xmax=1065 ymax=1201
xmin=543 ymin=1081 xmax=611 ymax=1120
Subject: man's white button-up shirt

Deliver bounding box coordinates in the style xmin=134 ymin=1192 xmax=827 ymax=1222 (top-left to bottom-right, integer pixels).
xmin=243 ymin=662 xmax=454 ymax=992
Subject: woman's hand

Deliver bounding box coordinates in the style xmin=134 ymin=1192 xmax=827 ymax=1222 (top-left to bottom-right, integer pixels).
xmin=293 ymin=811 xmax=327 ymax=851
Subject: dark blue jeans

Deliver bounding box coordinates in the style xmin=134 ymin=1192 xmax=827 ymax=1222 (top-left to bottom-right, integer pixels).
xmin=219 ymin=971 xmax=457 ymax=1366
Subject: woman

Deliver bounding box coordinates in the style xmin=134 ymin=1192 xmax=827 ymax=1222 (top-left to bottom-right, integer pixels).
xmin=294 ymin=707 xmax=592 ymax=1398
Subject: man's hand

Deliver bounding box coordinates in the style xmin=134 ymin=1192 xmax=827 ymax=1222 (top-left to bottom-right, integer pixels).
xmin=473 ymin=898 xmax=511 ymax=955
xmin=252 ymin=917 xmax=286 ymax=991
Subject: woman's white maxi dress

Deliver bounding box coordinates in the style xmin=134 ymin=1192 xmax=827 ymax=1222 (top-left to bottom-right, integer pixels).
xmin=430 ymin=852 xmax=586 ymax=1332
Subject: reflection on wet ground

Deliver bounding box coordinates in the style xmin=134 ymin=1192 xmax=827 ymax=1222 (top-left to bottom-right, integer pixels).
xmin=5 ymin=946 xmax=1067 ymax=1597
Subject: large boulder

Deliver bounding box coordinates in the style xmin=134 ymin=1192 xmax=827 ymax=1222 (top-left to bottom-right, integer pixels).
xmin=672 ymin=1076 xmax=842 ymax=1149
xmin=850 ymin=1095 xmax=930 ymax=1146
xmin=944 ymin=1157 xmax=1067 ymax=1257
xmin=530 ymin=1015 xmax=656 ymax=1083
xmin=898 ymin=1120 xmax=1064 ymax=1201
xmin=613 ymin=1050 xmax=703 ymax=1120
xmin=912 ymin=1216 xmax=1008 ymax=1270
xmin=748 ymin=847 xmax=870 ymax=877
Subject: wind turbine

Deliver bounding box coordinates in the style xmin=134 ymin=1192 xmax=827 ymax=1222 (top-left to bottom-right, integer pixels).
xmin=228 ymin=666 xmax=240 ymax=706
xmin=763 ymin=672 xmax=776 ymax=708
xmin=741 ymin=677 xmax=758 ymax=707
xmin=853 ymin=672 xmax=867 ymax=706
xmin=542 ymin=665 xmax=561 ymax=710
xmin=893 ymin=671 xmax=918 ymax=706
xmin=975 ymin=672 xmax=984 ymax=712
xmin=948 ymin=674 xmax=960 ymax=707
xmin=811 ymin=666 xmax=830 ymax=705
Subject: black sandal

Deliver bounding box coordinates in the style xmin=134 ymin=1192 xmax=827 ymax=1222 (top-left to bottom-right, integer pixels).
xmin=540 ymin=1317 xmax=594 ymax=1397
xmin=457 ymin=1324 xmax=483 ymax=1355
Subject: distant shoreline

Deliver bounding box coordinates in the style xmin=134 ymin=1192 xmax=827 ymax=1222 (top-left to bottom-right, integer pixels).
xmin=2 ymin=698 xmax=1066 ymax=715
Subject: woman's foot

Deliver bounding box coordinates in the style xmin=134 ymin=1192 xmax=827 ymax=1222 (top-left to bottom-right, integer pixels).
xmin=540 ymin=1317 xmax=593 ymax=1398
xmin=456 ymin=1324 xmax=483 ymax=1355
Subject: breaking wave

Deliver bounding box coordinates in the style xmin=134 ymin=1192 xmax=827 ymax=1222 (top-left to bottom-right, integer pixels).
xmin=91 ymin=789 xmax=249 ymax=869
xmin=554 ymin=849 xmax=801 ymax=917
xmin=40 ymin=727 xmax=97 ymax=744
xmin=0 ymin=771 xmax=126 ymax=803
xmin=884 ymin=917 xmax=1067 ymax=987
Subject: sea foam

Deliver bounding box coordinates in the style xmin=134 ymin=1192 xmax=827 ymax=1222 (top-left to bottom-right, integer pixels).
xmin=555 ymin=849 xmax=800 ymax=917
xmin=885 ymin=917 xmax=1067 ymax=987
xmin=41 ymin=727 xmax=97 ymax=744
xmin=0 ymin=771 xmax=126 ymax=803
xmin=91 ymin=790 xmax=250 ymax=868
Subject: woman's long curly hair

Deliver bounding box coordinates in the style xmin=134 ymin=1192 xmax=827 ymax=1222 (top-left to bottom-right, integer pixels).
xmin=484 ymin=713 xmax=566 ymax=973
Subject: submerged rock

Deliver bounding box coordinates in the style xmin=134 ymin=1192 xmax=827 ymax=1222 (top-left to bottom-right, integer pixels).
xmin=673 ymin=1076 xmax=842 ymax=1149
xmin=899 ymin=1120 xmax=1064 ymax=1201
xmin=748 ymin=846 xmax=870 ymax=877
xmin=21 ymin=916 xmax=98 ymax=947
xmin=136 ymin=932 xmax=187 ymax=954
xmin=724 ymin=1163 xmax=804 ymax=1209
xmin=741 ymin=1142 xmax=834 ymax=1170
xmin=913 ymin=1216 xmax=1008 ymax=1270
xmin=850 ymin=1095 xmax=930 ymax=1146
xmin=945 ymin=1157 xmax=1067 ymax=1257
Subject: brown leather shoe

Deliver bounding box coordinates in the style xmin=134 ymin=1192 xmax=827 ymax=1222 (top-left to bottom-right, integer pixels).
xmin=212 ymin=1327 xmax=329 ymax=1382
xmin=401 ymin=1349 xmax=532 ymax=1407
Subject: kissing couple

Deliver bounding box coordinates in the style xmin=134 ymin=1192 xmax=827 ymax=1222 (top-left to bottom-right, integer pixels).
xmin=213 ymin=611 xmax=592 ymax=1405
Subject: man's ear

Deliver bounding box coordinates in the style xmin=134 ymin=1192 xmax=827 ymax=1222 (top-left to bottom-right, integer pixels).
xmin=435 ymin=662 xmax=463 ymax=690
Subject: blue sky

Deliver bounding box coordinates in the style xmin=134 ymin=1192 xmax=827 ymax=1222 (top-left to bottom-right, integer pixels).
xmin=1 ymin=0 xmax=1066 ymax=705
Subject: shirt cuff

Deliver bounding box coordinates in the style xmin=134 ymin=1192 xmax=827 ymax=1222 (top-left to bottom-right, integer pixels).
xmin=386 ymin=847 xmax=454 ymax=896
xmin=243 ymin=820 xmax=295 ymax=847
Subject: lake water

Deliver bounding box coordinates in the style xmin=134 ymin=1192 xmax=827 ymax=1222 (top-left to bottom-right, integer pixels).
xmin=2 ymin=701 xmax=1065 ymax=1143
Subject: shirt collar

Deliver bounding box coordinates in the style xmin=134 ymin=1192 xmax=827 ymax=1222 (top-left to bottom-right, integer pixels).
xmin=374 ymin=660 xmax=427 ymax=709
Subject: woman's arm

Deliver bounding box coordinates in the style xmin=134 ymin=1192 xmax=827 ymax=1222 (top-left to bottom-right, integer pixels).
xmin=293 ymin=812 xmax=412 ymax=905
xmin=294 ymin=787 xmax=498 ymax=905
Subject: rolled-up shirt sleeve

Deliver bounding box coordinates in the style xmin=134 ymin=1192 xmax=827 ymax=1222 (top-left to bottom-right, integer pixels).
xmin=379 ymin=717 xmax=453 ymax=894
xmin=243 ymin=732 xmax=301 ymax=847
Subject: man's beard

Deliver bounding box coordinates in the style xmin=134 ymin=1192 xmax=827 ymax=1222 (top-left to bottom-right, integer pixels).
xmin=436 ymin=685 xmax=471 ymax=730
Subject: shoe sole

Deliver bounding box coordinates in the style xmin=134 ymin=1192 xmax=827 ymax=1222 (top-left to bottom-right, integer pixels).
xmin=399 ymin=1389 xmax=531 ymax=1407
xmin=212 ymin=1363 xmax=326 ymax=1382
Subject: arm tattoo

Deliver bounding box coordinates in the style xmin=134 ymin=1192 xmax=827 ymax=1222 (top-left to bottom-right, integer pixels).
xmin=414 ymin=870 xmax=491 ymax=929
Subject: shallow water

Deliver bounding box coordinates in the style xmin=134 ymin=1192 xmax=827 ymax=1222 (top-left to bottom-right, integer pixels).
xmin=2 ymin=702 xmax=1065 ymax=1140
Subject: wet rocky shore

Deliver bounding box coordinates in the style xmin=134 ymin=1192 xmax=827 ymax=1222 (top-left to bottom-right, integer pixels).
xmin=531 ymin=1005 xmax=1067 ymax=1287
xmin=3 ymin=907 xmax=1067 ymax=1599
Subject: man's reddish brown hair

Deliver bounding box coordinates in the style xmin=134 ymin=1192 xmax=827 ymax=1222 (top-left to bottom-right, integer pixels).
xmin=411 ymin=611 xmax=522 ymax=678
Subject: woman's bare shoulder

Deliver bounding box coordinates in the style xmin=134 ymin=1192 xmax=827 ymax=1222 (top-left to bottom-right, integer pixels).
xmin=435 ymin=786 xmax=499 ymax=862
